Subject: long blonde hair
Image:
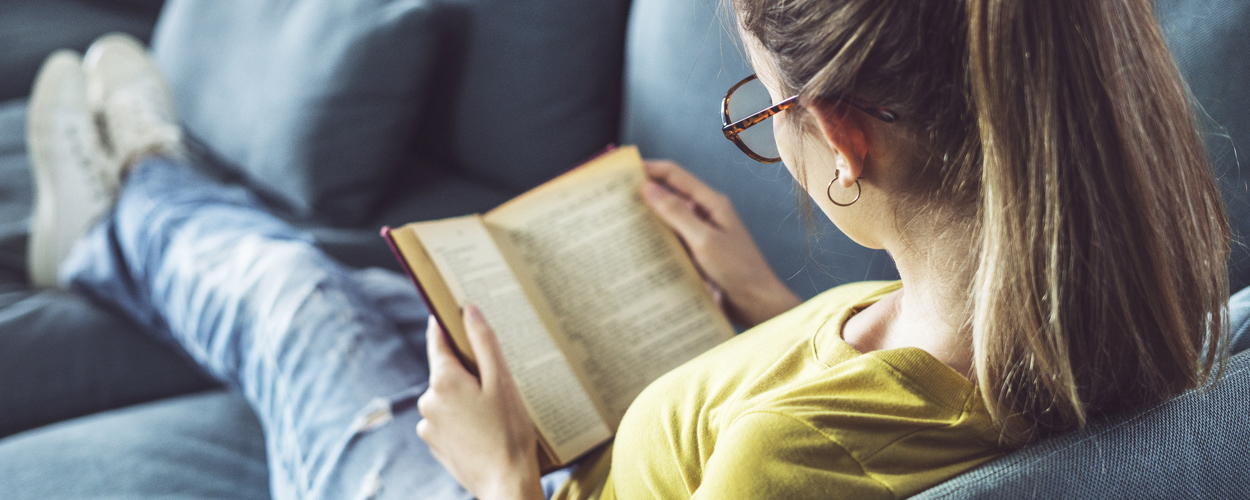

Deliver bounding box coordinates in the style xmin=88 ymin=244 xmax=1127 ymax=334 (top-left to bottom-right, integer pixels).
xmin=735 ymin=0 xmax=1230 ymax=443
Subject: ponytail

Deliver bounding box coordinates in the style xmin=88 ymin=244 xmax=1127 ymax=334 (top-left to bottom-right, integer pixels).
xmin=736 ymin=0 xmax=1231 ymax=444
xmin=967 ymin=0 xmax=1228 ymax=442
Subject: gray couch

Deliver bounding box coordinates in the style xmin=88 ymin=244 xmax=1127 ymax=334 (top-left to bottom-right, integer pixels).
xmin=1 ymin=0 xmax=1247 ymax=497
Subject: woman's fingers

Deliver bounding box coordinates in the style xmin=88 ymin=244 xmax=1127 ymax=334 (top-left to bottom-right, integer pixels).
xmin=425 ymin=316 xmax=477 ymax=398
xmin=644 ymin=160 xmax=708 ymax=198
xmin=643 ymin=181 xmax=717 ymax=252
xmin=418 ymin=308 xmax=543 ymax=498
xmin=462 ymin=305 xmax=511 ymax=391
xmin=640 ymin=159 xmax=800 ymax=328
xmin=426 ymin=318 xmax=460 ymax=376
xmin=643 ymin=160 xmax=732 ymax=221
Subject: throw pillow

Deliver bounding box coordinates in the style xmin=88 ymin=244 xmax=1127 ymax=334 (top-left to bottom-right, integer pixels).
xmin=151 ymin=0 xmax=441 ymax=224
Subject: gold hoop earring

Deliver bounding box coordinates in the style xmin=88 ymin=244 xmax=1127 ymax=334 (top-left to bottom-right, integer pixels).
xmin=826 ymin=171 xmax=861 ymax=207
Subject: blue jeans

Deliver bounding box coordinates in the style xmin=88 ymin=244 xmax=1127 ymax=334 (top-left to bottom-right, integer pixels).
xmin=62 ymin=158 xmax=570 ymax=499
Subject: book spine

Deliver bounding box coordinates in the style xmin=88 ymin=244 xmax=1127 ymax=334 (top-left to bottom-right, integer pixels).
xmin=380 ymin=226 xmax=454 ymax=352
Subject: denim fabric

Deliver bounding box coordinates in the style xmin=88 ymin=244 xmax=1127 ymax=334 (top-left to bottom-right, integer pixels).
xmin=61 ymin=157 xmax=570 ymax=499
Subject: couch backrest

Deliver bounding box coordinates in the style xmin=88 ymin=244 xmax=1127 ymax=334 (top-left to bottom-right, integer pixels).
xmin=404 ymin=0 xmax=631 ymax=194
xmin=913 ymin=350 xmax=1250 ymax=499
xmin=0 ymin=0 xmax=164 ymax=103
xmin=153 ymin=0 xmax=631 ymax=227
xmin=621 ymin=0 xmax=1250 ymax=295
xmin=1156 ymin=0 xmax=1250 ymax=290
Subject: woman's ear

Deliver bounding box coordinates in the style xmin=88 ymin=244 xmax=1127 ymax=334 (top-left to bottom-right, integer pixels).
xmin=810 ymin=99 xmax=869 ymax=188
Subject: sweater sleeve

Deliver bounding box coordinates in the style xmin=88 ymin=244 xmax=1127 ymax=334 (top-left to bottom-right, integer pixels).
xmin=691 ymin=412 xmax=894 ymax=500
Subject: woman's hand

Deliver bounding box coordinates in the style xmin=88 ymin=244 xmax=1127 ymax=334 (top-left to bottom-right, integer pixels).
xmin=641 ymin=160 xmax=801 ymax=328
xmin=417 ymin=306 xmax=544 ymax=500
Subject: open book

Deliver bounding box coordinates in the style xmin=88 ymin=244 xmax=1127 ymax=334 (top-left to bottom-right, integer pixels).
xmin=382 ymin=146 xmax=735 ymax=471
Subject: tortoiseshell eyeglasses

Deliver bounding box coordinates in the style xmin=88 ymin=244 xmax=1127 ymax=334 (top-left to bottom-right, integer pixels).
xmin=720 ymin=74 xmax=900 ymax=164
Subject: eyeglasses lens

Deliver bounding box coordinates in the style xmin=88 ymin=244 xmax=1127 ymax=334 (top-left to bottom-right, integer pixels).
xmin=727 ymin=78 xmax=781 ymax=161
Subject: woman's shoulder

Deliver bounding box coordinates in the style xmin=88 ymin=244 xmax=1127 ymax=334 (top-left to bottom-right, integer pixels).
xmin=719 ymin=372 xmax=1004 ymax=497
xmin=743 ymin=354 xmax=995 ymax=447
xmin=707 ymin=402 xmax=1003 ymax=498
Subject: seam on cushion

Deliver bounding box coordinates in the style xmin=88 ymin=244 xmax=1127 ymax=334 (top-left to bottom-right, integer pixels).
xmin=729 ymin=410 xmax=899 ymax=499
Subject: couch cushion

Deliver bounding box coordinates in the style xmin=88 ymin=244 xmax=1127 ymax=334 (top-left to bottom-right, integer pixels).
xmin=0 ymin=0 xmax=161 ymax=102
xmin=0 ymin=390 xmax=269 ymax=500
xmin=406 ymin=0 xmax=630 ymax=195
xmin=307 ymin=165 xmax=517 ymax=271
xmin=620 ymin=0 xmax=899 ymax=298
xmin=151 ymin=0 xmax=444 ymax=225
xmin=1156 ymin=0 xmax=1250 ymax=290
xmin=83 ymin=0 xmax=167 ymax=11
xmin=0 ymin=288 xmax=218 ymax=438
xmin=1229 ymin=284 xmax=1250 ymax=354
xmin=322 ymin=0 xmax=632 ymax=268
xmin=913 ymin=351 xmax=1250 ymax=499
xmin=0 ymin=99 xmax=32 ymax=282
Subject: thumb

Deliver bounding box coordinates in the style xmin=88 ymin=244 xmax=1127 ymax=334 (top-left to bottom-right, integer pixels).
xmin=462 ymin=305 xmax=510 ymax=389
xmin=642 ymin=181 xmax=714 ymax=249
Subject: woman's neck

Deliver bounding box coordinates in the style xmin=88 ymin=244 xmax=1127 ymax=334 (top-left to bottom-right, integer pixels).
xmin=842 ymin=218 xmax=976 ymax=379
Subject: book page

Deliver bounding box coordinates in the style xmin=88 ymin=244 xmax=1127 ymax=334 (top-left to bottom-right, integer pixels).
xmin=485 ymin=147 xmax=736 ymax=429
xmin=407 ymin=217 xmax=611 ymax=462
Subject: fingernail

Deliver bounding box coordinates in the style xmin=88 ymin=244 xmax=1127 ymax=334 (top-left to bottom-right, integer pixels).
xmin=465 ymin=305 xmax=484 ymax=323
xmin=642 ymin=182 xmax=665 ymax=200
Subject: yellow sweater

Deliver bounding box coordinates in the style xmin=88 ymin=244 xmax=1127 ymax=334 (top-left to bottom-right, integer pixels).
xmin=555 ymin=281 xmax=1007 ymax=499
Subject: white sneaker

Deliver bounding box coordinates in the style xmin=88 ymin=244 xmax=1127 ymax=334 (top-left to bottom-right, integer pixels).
xmin=26 ymin=50 xmax=119 ymax=289
xmin=83 ymin=33 xmax=184 ymax=176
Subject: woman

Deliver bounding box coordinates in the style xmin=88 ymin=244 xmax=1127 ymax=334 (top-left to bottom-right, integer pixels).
xmin=24 ymin=0 xmax=1228 ymax=498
